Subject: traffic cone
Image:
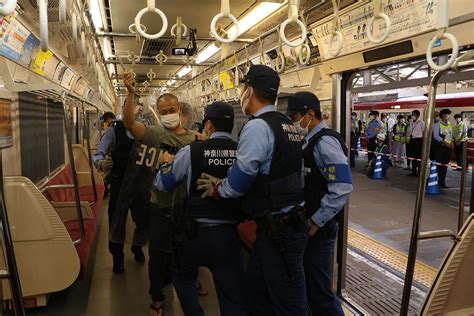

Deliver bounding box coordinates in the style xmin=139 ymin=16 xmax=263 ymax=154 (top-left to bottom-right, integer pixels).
xmin=426 ymin=160 xmax=441 ymax=195
xmin=372 ymin=155 xmax=384 ymax=180
xmin=356 ymin=137 xmax=361 ymax=151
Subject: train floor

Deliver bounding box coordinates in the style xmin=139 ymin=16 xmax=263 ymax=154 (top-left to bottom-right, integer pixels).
xmin=25 ymin=157 xmax=472 ymax=315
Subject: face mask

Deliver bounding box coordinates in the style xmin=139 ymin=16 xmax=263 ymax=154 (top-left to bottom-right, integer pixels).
xmin=445 ymin=115 xmax=451 ymax=121
xmin=400 ymin=119 xmax=405 ymax=124
xmin=240 ymin=87 xmax=253 ymax=115
xmin=456 ymin=118 xmax=462 ymax=123
xmin=160 ymin=113 xmax=180 ymax=129
xmin=295 ymin=115 xmax=311 ymax=136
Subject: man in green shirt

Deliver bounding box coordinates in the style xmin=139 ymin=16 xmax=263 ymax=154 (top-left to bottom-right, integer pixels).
xmin=123 ymin=72 xmax=197 ymax=315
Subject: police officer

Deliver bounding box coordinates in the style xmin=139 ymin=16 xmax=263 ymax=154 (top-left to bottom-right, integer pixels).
xmin=432 ymin=109 xmax=454 ymax=188
xmin=287 ymin=92 xmax=353 ymax=316
xmin=197 ymin=65 xmax=309 ymax=316
xmin=453 ymin=114 xmax=469 ymax=170
xmin=155 ymin=101 xmax=247 ymax=316
xmin=92 ymin=114 xmax=147 ymax=273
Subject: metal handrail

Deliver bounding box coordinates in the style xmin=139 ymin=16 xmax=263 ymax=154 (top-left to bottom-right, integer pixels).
xmin=61 ymin=92 xmax=85 ymax=245
xmin=400 ymin=53 xmax=474 ymax=315
xmin=0 ymin=150 xmax=26 ymax=315
xmin=458 ymin=141 xmax=468 ymax=231
xmin=40 ymin=184 xmax=75 ymax=193
xmin=418 ymin=229 xmax=459 ymax=241
xmin=81 ymin=102 xmax=98 ymax=205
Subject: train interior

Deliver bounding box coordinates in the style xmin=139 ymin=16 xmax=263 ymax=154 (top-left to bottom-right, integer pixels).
xmin=0 ymin=0 xmax=473 ymax=315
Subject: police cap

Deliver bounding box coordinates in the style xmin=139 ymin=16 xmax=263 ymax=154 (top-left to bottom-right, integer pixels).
xmin=102 ymin=111 xmax=116 ymax=121
xmin=286 ymin=92 xmax=320 ymax=117
xmin=240 ymin=65 xmax=280 ymax=96
xmin=204 ymin=101 xmax=235 ymax=133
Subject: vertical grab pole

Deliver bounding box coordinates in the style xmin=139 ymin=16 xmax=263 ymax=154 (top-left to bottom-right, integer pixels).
xmin=80 ymin=102 xmax=97 ymax=204
xmin=61 ymin=93 xmax=85 ymax=244
xmin=457 ymin=141 xmax=468 ymax=231
xmin=0 ymin=152 xmax=25 ymax=315
xmin=400 ymin=70 xmax=444 ymax=315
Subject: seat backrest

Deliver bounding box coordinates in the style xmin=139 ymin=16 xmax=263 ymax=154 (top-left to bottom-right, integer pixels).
xmin=72 ymin=144 xmax=103 ymax=186
xmin=421 ymin=214 xmax=474 ymax=315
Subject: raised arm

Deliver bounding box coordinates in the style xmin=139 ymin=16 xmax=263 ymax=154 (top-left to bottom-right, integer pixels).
xmin=123 ymin=72 xmax=146 ymax=141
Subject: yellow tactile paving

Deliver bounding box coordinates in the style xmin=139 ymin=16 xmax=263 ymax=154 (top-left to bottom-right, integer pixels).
xmin=348 ymin=228 xmax=438 ymax=288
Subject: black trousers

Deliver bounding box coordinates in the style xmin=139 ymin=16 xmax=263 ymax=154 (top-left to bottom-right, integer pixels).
xmin=367 ymin=137 xmax=377 ymax=162
xmin=454 ymin=142 xmax=467 ymax=168
xmin=434 ymin=146 xmax=451 ymax=186
xmin=108 ymin=173 xmax=148 ymax=259
xmin=410 ymin=138 xmax=423 ymax=175
xmin=350 ymin=132 xmax=356 ymax=167
xmin=173 ymin=225 xmax=247 ymax=316
xmin=148 ymin=203 xmax=177 ymax=302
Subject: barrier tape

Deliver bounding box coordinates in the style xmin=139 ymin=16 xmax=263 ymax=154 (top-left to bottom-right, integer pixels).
xmin=353 ymin=148 xmax=473 ymax=171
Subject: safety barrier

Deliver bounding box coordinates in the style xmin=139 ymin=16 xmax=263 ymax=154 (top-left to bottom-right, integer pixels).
xmin=354 ymin=147 xmax=473 ymax=171
xmin=134 ymin=0 xmax=168 ymax=40
xmin=279 ymin=0 xmax=306 ymax=47
xmin=210 ymin=0 xmax=239 ymax=43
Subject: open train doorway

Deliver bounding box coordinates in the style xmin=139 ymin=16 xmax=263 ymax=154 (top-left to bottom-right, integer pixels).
xmin=338 ymin=53 xmax=474 ymax=314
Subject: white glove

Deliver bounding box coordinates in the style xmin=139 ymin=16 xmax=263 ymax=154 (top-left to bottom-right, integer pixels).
xmin=196 ymin=173 xmax=223 ymax=199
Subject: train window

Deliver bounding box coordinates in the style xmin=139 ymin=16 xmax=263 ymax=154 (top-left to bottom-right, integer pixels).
xmin=18 ymin=92 xmax=65 ymax=182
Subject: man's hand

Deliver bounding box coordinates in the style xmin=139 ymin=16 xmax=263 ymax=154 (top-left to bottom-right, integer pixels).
xmin=196 ymin=173 xmax=223 ymax=199
xmin=307 ymin=219 xmax=319 ymax=237
xmin=160 ymin=151 xmax=175 ymax=164
xmin=97 ymin=160 xmax=104 ymax=172
xmin=123 ymin=71 xmax=135 ymax=94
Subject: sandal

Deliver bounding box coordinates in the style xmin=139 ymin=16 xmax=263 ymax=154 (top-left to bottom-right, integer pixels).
xmin=150 ymin=303 xmax=163 ymax=316
xmin=196 ymin=280 xmax=209 ymax=297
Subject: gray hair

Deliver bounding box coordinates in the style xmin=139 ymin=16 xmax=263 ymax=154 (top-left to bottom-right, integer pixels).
xmin=180 ymin=102 xmax=199 ymax=130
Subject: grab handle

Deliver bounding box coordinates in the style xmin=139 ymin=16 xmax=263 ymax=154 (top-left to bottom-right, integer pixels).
xmin=367 ymin=0 xmax=391 ymax=44
xmin=426 ymin=0 xmax=459 ymax=72
xmin=0 ymin=0 xmax=16 ymax=17
xmin=279 ymin=0 xmax=307 ymax=47
xmin=210 ymin=0 xmax=239 ymax=44
xmin=134 ymin=0 xmax=168 ymax=40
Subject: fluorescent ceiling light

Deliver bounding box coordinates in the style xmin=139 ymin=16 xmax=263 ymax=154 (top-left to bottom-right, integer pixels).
xmin=103 ymin=37 xmax=112 ymax=59
xmin=177 ymin=66 xmax=192 ymax=78
xmin=90 ymin=0 xmax=104 ymax=31
xmin=195 ymin=2 xmax=285 ymax=64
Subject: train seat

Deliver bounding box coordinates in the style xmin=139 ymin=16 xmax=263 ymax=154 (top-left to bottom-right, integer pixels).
xmin=238 ymin=220 xmax=257 ymax=249
xmin=2 ymin=176 xmax=80 ymax=299
xmin=421 ymin=214 xmax=474 ymax=315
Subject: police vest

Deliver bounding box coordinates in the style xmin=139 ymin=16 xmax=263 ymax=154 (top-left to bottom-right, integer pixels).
xmin=393 ymin=123 xmax=406 ymax=142
xmin=453 ymin=122 xmax=468 ymax=142
xmin=303 ymin=128 xmax=347 ymax=218
xmin=242 ymin=111 xmax=304 ymax=218
xmin=110 ymin=121 xmax=134 ymax=175
xmin=186 ymin=137 xmax=243 ymax=221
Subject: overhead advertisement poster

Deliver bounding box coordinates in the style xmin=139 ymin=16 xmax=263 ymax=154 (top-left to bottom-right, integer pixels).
xmin=0 ymin=12 xmax=18 ymax=40
xmin=0 ymin=19 xmax=30 ymax=62
xmin=61 ymin=68 xmax=76 ymax=90
xmin=312 ymin=0 xmax=441 ymax=60
xmin=0 ymin=99 xmax=13 ymax=148
xmin=53 ymin=62 xmax=68 ymax=84
xmin=33 ymin=49 xmax=54 ymax=76
xmin=19 ymin=34 xmax=40 ymax=67
xmin=43 ymin=55 xmax=60 ymax=79
xmin=74 ymin=78 xmax=88 ymax=96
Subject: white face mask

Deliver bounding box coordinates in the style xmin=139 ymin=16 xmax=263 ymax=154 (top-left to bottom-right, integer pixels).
xmin=445 ymin=115 xmax=451 ymax=121
xmin=294 ymin=115 xmax=311 ymax=136
xmin=400 ymin=119 xmax=405 ymax=124
xmin=240 ymin=87 xmax=253 ymax=115
xmin=159 ymin=113 xmax=180 ymax=129
xmin=456 ymin=118 xmax=462 ymax=123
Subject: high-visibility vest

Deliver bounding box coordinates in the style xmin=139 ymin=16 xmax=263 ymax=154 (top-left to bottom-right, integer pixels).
xmin=393 ymin=123 xmax=406 ymax=142
xmin=453 ymin=121 xmax=468 ymax=142
xmin=439 ymin=122 xmax=453 ymax=145
xmin=381 ymin=121 xmax=388 ymax=136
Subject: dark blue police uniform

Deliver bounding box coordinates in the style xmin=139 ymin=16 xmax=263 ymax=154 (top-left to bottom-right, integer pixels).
xmin=287 ymin=92 xmax=353 ymax=316
xmin=205 ymin=66 xmax=310 ymax=316
xmin=155 ymin=102 xmax=248 ymax=316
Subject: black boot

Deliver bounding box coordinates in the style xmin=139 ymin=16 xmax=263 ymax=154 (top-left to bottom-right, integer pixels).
xmin=109 ymin=241 xmax=125 ymax=273
xmin=131 ymin=245 xmax=145 ymax=263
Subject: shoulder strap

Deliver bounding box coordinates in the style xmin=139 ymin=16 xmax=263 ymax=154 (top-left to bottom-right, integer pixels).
xmin=306 ymin=128 xmax=348 ymax=155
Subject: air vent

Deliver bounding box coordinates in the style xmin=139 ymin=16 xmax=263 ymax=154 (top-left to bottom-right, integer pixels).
xmin=27 ymin=0 xmax=61 ymax=22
